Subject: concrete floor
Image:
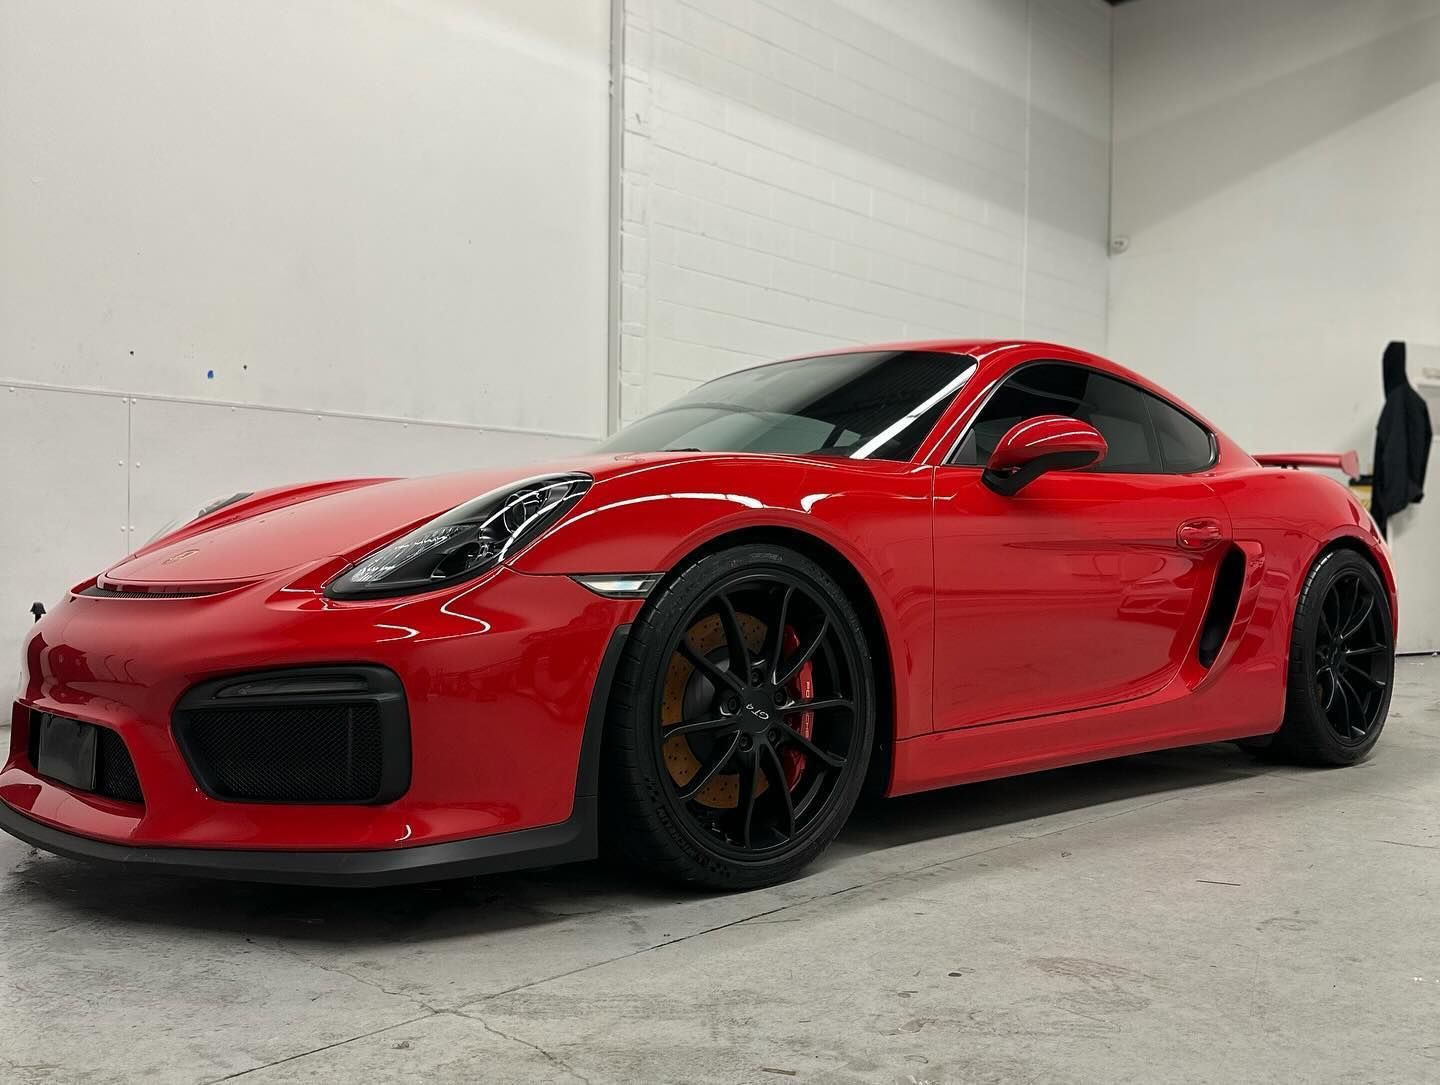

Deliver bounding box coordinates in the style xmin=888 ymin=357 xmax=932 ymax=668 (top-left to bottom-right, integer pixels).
xmin=2 ymin=658 xmax=1438 ymax=1084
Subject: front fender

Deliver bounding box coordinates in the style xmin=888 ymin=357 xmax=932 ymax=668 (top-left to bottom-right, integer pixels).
xmin=513 ymin=456 xmax=937 ymax=742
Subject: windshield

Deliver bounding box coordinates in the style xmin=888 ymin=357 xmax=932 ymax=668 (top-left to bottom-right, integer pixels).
xmin=596 ymin=350 xmax=977 ymax=461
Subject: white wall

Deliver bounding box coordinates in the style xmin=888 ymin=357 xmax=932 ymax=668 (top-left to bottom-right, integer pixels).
xmin=616 ymin=0 xmax=1114 ymax=422
xmin=1109 ymin=0 xmax=1440 ymax=652
xmin=0 ymin=0 xmax=611 ymax=667
xmin=17 ymin=0 xmax=1430 ymax=662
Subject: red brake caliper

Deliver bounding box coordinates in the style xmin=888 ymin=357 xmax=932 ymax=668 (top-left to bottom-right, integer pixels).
xmin=781 ymin=627 xmax=814 ymax=789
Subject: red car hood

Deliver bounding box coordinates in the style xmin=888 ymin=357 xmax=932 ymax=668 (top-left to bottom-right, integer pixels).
xmin=102 ymin=453 xmax=691 ymax=587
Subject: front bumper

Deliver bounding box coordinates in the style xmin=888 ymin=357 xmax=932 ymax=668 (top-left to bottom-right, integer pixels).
xmin=0 ymin=795 xmax=597 ymax=887
xmin=2 ymin=563 xmax=638 ymax=883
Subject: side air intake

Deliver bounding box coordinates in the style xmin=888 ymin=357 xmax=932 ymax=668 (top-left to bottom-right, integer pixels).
xmin=1197 ymin=547 xmax=1245 ymax=668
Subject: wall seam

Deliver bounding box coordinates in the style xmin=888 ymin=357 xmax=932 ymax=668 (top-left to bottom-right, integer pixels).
xmin=1020 ymin=0 xmax=1035 ymax=334
xmin=124 ymin=395 xmax=133 ymax=547
xmin=616 ymin=0 xmax=654 ymax=426
xmin=1105 ymin=0 xmax=1117 ymax=352
xmin=0 ymin=380 xmax=601 ymax=442
xmin=606 ymin=0 xmax=625 ymax=435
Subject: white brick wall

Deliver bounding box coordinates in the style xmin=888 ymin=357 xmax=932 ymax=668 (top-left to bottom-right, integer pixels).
xmin=618 ymin=0 xmax=1113 ymax=422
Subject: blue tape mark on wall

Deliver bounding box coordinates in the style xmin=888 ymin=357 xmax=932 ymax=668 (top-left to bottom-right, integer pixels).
xmin=206 ymin=370 xmax=214 ymax=379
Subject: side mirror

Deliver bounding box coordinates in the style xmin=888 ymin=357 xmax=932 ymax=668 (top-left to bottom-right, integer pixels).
xmin=982 ymin=415 xmax=1108 ymax=496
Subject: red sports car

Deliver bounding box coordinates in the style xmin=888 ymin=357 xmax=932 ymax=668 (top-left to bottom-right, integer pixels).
xmin=3 ymin=340 xmax=1396 ymax=888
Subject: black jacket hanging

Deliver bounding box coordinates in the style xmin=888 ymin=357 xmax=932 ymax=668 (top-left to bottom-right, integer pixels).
xmin=1371 ymin=341 xmax=1433 ymax=538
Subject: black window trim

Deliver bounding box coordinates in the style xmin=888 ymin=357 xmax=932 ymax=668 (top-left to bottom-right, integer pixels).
xmin=941 ymin=359 xmax=1218 ymax=475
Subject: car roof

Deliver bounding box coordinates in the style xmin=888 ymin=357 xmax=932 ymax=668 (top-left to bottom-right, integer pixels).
xmin=798 ymin=338 xmax=1122 ymax=372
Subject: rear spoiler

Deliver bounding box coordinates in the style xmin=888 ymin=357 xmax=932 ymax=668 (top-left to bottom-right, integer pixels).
xmin=1255 ymin=451 xmax=1361 ymax=477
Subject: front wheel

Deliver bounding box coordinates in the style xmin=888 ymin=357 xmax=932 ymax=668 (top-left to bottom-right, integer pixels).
xmin=1267 ymin=548 xmax=1395 ymax=765
xmin=601 ymin=544 xmax=875 ymax=889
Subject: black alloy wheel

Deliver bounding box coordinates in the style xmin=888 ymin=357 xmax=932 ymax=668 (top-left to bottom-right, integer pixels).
xmin=1264 ymin=548 xmax=1394 ymax=765
xmin=603 ymin=544 xmax=874 ymax=888
xmin=1312 ymin=568 xmax=1390 ymax=745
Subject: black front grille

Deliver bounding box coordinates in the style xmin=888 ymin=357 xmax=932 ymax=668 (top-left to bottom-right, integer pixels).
xmin=173 ymin=666 xmax=410 ymax=805
xmin=179 ymin=704 xmax=384 ymax=802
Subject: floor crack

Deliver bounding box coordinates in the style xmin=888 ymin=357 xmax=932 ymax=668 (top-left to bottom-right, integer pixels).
xmin=199 ymin=1013 xmax=435 ymax=1083
xmin=263 ymin=937 xmax=439 ymax=1012
xmin=452 ymin=1008 xmax=593 ymax=1085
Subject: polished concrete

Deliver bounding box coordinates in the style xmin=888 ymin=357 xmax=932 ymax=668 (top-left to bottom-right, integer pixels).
xmin=3 ymin=658 xmax=1438 ymax=1084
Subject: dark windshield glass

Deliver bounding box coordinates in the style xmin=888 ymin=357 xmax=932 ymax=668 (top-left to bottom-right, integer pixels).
xmin=597 ymin=351 xmax=976 ymax=461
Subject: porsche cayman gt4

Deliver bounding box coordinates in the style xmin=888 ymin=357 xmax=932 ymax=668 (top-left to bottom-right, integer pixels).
xmin=3 ymin=340 xmax=1396 ymax=889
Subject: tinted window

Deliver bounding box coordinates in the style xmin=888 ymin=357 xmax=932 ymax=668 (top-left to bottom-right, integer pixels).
xmin=1147 ymin=395 xmax=1215 ymax=472
xmin=597 ymin=351 xmax=976 ymax=461
xmin=950 ymin=362 xmax=1163 ymax=473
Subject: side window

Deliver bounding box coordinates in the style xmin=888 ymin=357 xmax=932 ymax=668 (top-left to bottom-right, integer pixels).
xmin=1081 ymin=373 xmax=1159 ymax=472
xmin=1146 ymin=395 xmax=1215 ymax=473
xmin=950 ymin=362 xmax=1163 ymax=474
xmin=951 ymin=363 xmax=1084 ymax=466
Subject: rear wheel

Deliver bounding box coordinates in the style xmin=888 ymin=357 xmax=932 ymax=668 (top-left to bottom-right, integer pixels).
xmin=602 ymin=544 xmax=874 ymax=889
xmin=1266 ymin=549 xmax=1394 ymax=765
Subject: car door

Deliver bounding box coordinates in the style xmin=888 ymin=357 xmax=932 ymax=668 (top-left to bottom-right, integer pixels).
xmin=931 ymin=361 xmax=1230 ymax=731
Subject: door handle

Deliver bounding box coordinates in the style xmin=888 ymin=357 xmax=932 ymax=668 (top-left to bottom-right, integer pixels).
xmin=1177 ymin=517 xmax=1226 ymax=550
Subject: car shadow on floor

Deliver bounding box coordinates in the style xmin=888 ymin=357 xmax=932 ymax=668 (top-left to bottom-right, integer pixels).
xmin=838 ymin=739 xmax=1269 ymax=850
xmin=2 ymin=742 xmax=1274 ymax=946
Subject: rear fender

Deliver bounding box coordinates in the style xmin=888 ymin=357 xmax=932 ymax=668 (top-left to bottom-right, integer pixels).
xmin=1209 ymin=468 xmax=1395 ymax=665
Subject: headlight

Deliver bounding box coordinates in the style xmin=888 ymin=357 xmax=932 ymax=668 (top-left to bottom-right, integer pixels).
xmin=325 ymin=473 xmax=592 ymax=599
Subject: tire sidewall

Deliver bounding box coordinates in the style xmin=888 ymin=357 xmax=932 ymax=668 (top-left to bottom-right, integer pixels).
xmin=1288 ymin=549 xmax=1394 ymax=763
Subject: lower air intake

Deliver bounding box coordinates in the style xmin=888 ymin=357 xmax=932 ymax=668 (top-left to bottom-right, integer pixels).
xmin=27 ymin=712 xmax=144 ymax=804
xmin=173 ymin=666 xmax=410 ymax=805
xmin=179 ymin=704 xmax=384 ymax=802
xmin=96 ymin=727 xmax=144 ymax=803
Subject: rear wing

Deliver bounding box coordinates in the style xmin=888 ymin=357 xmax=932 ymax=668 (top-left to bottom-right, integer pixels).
xmin=1254 ymin=451 xmax=1361 ymax=478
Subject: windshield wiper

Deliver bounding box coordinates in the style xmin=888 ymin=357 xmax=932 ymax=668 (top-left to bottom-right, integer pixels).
xmin=662 ymin=447 xmax=704 ymax=452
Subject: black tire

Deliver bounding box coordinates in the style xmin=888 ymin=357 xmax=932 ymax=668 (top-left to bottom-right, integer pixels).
xmin=601 ymin=543 xmax=875 ymax=889
xmin=1266 ymin=548 xmax=1395 ymax=765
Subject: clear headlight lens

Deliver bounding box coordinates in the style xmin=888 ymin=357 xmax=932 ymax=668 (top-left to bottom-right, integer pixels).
xmin=325 ymin=473 xmax=592 ymax=599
